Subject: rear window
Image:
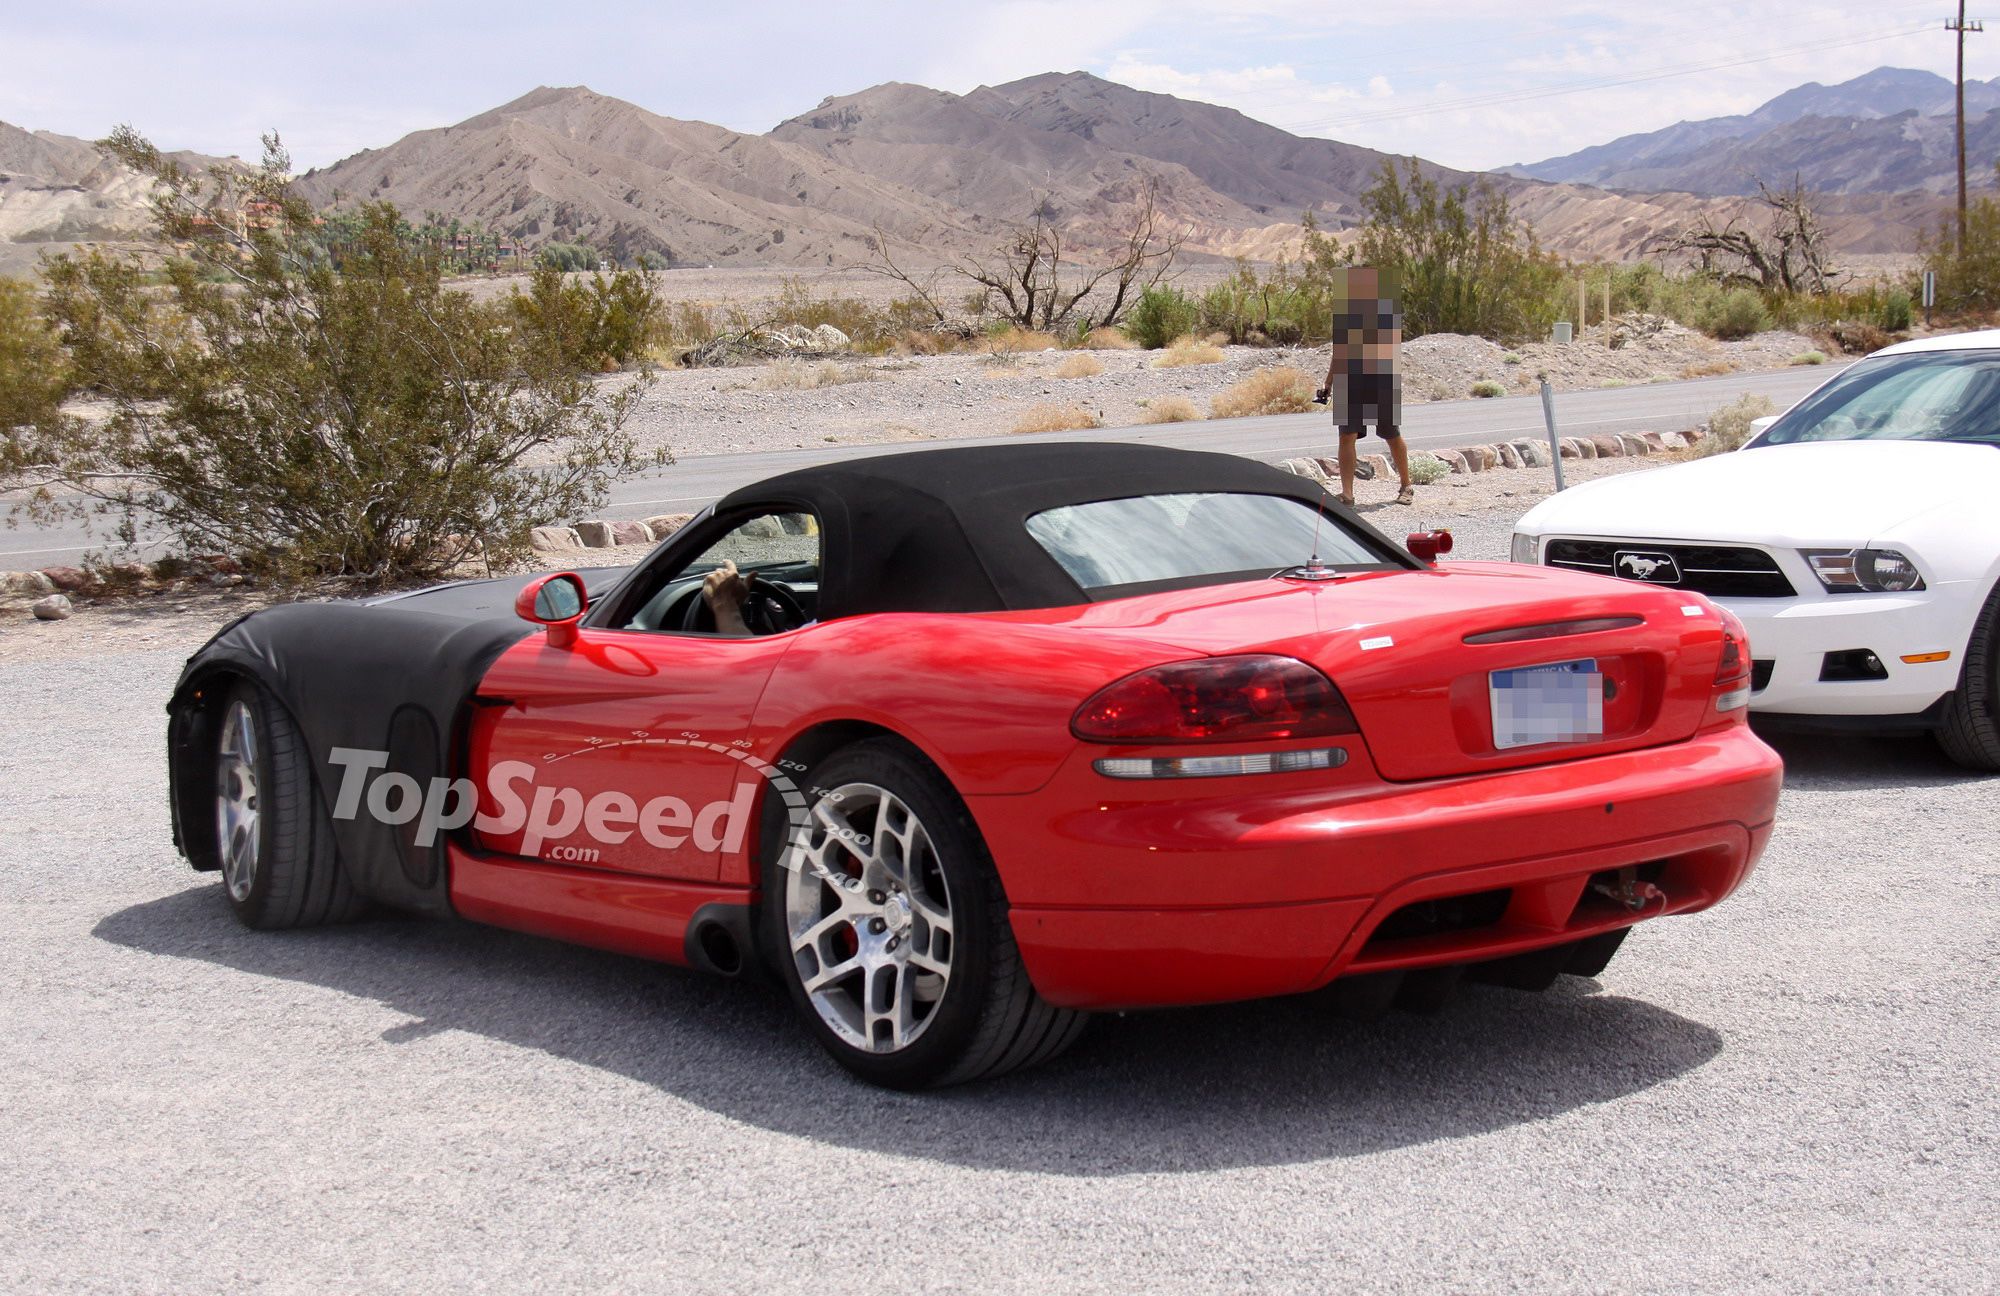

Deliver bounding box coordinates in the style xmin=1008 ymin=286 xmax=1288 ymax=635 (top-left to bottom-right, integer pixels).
xmin=1025 ymin=492 xmax=1389 ymax=594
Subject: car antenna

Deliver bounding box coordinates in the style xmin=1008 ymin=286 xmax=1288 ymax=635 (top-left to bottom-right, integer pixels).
xmin=1276 ymin=482 xmax=1342 ymax=582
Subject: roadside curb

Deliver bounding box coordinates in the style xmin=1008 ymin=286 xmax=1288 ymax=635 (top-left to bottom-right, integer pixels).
xmin=1276 ymin=425 xmax=1704 ymax=486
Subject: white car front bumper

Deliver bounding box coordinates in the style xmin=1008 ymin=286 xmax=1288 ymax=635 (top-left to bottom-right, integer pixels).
xmin=1533 ymin=537 xmax=1973 ymax=720
xmin=1723 ymin=586 xmax=1965 ymax=716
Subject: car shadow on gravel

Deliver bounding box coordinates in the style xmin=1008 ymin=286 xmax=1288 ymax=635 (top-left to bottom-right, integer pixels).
xmin=1753 ymin=725 xmax=1995 ymax=791
xmin=97 ymin=884 xmax=1721 ymax=1176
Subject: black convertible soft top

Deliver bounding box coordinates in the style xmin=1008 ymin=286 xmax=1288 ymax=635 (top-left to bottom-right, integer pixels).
xmin=707 ymin=441 xmax=1400 ymax=619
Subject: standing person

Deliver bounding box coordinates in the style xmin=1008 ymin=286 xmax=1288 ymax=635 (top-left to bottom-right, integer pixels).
xmin=1317 ymin=267 xmax=1413 ymax=506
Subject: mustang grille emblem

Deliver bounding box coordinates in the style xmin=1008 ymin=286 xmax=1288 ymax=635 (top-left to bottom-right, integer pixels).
xmin=1614 ymin=550 xmax=1681 ymax=583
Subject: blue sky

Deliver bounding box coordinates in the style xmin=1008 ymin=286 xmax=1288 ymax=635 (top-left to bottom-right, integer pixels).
xmin=1 ymin=0 xmax=1984 ymax=171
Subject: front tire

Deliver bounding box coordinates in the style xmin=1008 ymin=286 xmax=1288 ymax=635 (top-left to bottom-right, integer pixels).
xmin=1937 ymin=584 xmax=2000 ymax=770
xmin=763 ymin=739 xmax=1086 ymax=1088
xmin=208 ymin=681 xmax=366 ymax=929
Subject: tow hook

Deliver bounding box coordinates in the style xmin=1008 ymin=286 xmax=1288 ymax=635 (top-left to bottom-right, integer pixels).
xmin=1592 ymin=866 xmax=1666 ymax=913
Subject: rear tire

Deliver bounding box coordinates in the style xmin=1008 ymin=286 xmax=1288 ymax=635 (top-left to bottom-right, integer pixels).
xmin=762 ymin=738 xmax=1086 ymax=1088
xmin=208 ymin=681 xmax=366 ymax=930
xmin=1937 ymin=584 xmax=2000 ymax=771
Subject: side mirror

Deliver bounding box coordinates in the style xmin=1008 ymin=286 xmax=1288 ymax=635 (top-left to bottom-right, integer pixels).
xmin=516 ymin=572 xmax=587 ymax=648
xmin=1406 ymin=529 xmax=1454 ymax=564
xmin=1747 ymin=415 xmax=1779 ymax=443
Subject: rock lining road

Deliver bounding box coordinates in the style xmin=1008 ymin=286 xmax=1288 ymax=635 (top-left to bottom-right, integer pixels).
xmin=1 ymin=485 xmax=1993 ymax=1292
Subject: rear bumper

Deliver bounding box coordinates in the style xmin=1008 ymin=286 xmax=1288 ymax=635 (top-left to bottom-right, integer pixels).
xmin=975 ymin=727 xmax=1781 ymax=1011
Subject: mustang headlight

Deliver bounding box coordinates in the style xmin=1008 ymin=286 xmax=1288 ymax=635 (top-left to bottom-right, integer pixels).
xmin=1804 ymin=548 xmax=1927 ymax=594
xmin=1509 ymin=532 xmax=1538 ymax=565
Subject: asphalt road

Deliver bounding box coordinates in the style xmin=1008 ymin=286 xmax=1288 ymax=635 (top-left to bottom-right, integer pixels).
xmin=1 ymin=493 xmax=1993 ymax=1293
xmin=0 ymin=365 xmax=1838 ymax=570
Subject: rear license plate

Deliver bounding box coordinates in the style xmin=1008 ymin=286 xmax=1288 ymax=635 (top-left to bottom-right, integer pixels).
xmin=1489 ymin=658 xmax=1604 ymax=749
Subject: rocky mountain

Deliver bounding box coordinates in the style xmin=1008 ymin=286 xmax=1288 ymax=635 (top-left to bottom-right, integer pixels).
xmin=0 ymin=123 xmax=238 ymax=274
xmin=1 ymin=69 xmax=1958 ymax=278
xmin=1508 ymin=66 xmax=2000 ymax=195
xmin=293 ymin=85 xmax=982 ymax=268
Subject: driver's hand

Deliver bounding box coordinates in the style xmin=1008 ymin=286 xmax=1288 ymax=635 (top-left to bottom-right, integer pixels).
xmin=702 ymin=560 xmax=752 ymax=636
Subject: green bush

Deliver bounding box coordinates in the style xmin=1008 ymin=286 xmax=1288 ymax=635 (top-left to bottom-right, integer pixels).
xmin=536 ymin=242 xmax=601 ymax=272
xmin=1878 ymin=289 xmax=1914 ymax=332
xmin=1125 ymin=285 xmax=1200 ymax=349
xmin=1353 ymin=159 xmax=1566 ymax=342
xmin=1920 ymin=181 xmax=2000 ymax=312
xmin=1407 ymin=451 xmax=1451 ymax=485
xmin=1790 ymin=350 xmax=1827 ymax=365
xmin=1470 ymin=380 xmax=1505 ymax=397
xmin=28 ymin=131 xmax=659 ymax=582
xmin=508 ymin=263 xmax=664 ymax=371
xmin=1701 ymin=393 xmax=1777 ymax=456
xmin=1696 ymin=287 xmax=1771 ymax=340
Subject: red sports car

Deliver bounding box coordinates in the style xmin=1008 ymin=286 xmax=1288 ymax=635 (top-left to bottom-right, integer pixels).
xmin=167 ymin=443 xmax=1782 ymax=1087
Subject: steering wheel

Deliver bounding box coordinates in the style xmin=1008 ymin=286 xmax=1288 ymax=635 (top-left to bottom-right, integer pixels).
xmin=678 ymin=573 xmax=809 ymax=635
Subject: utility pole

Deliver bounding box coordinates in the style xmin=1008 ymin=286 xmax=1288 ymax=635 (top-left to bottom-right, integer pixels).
xmin=1950 ymin=1 xmax=1985 ymax=249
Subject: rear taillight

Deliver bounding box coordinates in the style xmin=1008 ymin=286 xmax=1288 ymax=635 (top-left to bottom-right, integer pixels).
xmin=1072 ymin=655 xmax=1358 ymax=744
xmin=1713 ymin=611 xmax=1752 ymax=713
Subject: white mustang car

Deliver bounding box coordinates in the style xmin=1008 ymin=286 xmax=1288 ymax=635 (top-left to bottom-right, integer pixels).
xmin=1512 ymin=330 xmax=2000 ymax=769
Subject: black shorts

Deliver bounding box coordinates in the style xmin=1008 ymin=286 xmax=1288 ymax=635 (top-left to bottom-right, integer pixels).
xmin=1335 ymin=372 xmax=1401 ymax=438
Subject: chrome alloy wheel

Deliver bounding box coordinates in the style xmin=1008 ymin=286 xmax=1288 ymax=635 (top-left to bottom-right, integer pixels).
xmin=214 ymin=699 xmax=261 ymax=902
xmin=784 ymin=783 xmax=955 ymax=1053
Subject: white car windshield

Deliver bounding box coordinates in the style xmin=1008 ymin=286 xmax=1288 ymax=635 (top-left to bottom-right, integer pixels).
xmin=1756 ymin=349 xmax=2000 ymax=446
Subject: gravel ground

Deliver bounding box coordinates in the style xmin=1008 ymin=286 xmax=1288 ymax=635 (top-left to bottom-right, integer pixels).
xmin=1 ymin=466 xmax=1995 ymax=1293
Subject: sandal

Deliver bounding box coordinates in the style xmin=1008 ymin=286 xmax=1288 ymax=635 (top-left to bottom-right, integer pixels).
xmin=1395 ymin=486 xmax=1415 ymax=505
xmin=1335 ymin=491 xmax=1355 ymax=507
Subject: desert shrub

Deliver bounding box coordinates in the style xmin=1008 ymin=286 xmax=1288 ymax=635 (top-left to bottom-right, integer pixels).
xmin=979 ymin=326 xmax=1060 ymax=357
xmin=1407 ymin=451 xmax=1451 ymax=485
xmin=1470 ymin=380 xmax=1505 ymax=397
xmin=0 ymin=277 xmax=74 ymax=496
xmin=1210 ymin=366 xmax=1317 ymax=419
xmin=1679 ymin=359 xmax=1737 ymax=379
xmin=1829 ymin=321 xmax=1891 ymax=355
xmin=635 ymin=250 xmax=670 ymax=271
xmin=750 ymin=359 xmax=856 ymax=390
xmin=1054 ymin=353 xmax=1103 ymax=378
xmin=759 ymin=277 xmax=900 ymax=352
xmin=0 ymin=278 xmax=69 ymax=432
xmin=1920 ymin=186 xmax=2000 ymax=312
xmin=1694 ymin=287 xmax=1771 ymax=340
xmin=1011 ymin=403 xmax=1103 ymax=434
xmin=1139 ymin=396 xmax=1202 ymax=423
xmin=665 ymin=301 xmax=719 ymax=349
xmin=1502 ymin=351 xmax=1523 ymax=364
xmin=1085 ymin=326 xmax=1138 ymax=350
xmin=1149 ymin=337 xmax=1226 ymax=368
xmin=1700 ymin=393 xmax=1777 ymax=456
xmin=1878 ymin=289 xmax=1914 ymax=332
xmin=536 ymin=241 xmax=601 ymax=272
xmin=1353 ymin=158 xmax=1567 ymax=342
xmin=509 ymin=262 xmax=664 ymax=371
xmin=30 ymin=132 xmax=658 ymax=582
xmin=1125 ymin=285 xmax=1200 ymax=348
xmin=1790 ymin=350 xmax=1827 ymax=365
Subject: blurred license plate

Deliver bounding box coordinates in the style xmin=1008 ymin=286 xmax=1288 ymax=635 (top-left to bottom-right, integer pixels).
xmin=1490 ymin=658 xmax=1604 ymax=749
